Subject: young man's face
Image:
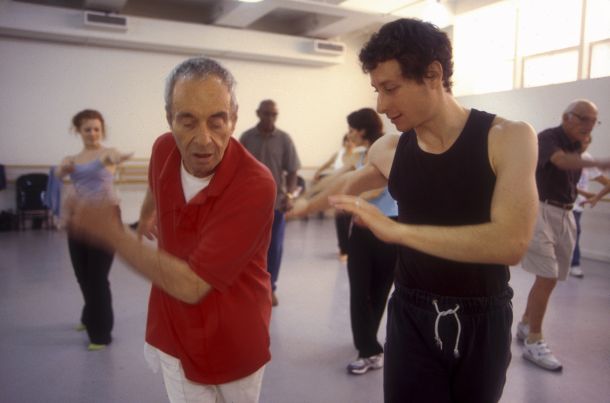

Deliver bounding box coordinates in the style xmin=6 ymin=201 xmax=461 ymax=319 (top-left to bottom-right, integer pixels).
xmin=168 ymin=76 xmax=236 ymax=178
xmin=369 ymin=59 xmax=435 ymax=133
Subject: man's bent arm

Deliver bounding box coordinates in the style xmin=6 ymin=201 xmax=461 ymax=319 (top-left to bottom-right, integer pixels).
xmin=551 ymin=152 xmax=610 ymax=171
xmin=71 ymin=200 xmax=211 ymax=305
xmin=333 ymin=120 xmax=538 ymax=266
xmin=111 ymin=229 xmax=211 ymax=304
xmin=137 ymin=188 xmax=157 ymax=240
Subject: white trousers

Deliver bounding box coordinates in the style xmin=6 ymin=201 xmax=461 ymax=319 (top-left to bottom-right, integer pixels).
xmin=149 ymin=345 xmax=265 ymax=403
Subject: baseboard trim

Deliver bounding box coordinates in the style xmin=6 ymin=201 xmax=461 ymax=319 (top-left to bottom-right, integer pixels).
xmin=582 ymin=249 xmax=610 ymax=264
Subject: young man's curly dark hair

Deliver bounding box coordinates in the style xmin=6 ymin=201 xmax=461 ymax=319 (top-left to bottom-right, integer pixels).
xmin=359 ymin=18 xmax=454 ymax=92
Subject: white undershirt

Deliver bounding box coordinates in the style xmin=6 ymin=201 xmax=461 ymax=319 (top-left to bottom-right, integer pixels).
xmin=180 ymin=162 xmax=213 ymax=202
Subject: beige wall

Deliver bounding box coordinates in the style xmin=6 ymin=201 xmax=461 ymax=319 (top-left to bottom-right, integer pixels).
xmin=457 ymin=79 xmax=610 ymax=262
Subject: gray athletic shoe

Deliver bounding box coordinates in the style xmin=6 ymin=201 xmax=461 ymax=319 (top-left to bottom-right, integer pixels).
xmin=347 ymin=353 xmax=384 ymax=375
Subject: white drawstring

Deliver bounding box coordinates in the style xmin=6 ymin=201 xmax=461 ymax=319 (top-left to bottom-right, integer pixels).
xmin=432 ymin=299 xmax=461 ymax=358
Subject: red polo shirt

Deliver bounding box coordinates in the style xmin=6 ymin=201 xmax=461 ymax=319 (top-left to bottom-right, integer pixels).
xmin=145 ymin=133 xmax=276 ymax=384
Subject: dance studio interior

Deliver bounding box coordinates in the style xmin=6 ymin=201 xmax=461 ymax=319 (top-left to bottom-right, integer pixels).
xmin=1 ymin=0 xmax=609 ymax=402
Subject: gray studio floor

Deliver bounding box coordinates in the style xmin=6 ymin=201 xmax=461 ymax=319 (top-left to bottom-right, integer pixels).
xmin=1 ymin=217 xmax=609 ymax=403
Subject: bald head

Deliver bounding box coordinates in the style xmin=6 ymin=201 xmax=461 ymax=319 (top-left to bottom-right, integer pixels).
xmin=258 ymin=99 xmax=276 ymax=110
xmin=561 ymin=99 xmax=599 ymax=143
xmin=563 ymin=99 xmax=598 ymax=116
xmin=257 ymin=99 xmax=278 ymax=133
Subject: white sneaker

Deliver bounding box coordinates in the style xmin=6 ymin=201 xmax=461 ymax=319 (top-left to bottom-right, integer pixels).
xmin=570 ymin=266 xmax=584 ymax=278
xmin=347 ymin=353 xmax=384 ymax=375
xmin=516 ymin=322 xmax=529 ymax=342
xmin=523 ymin=339 xmax=563 ymax=371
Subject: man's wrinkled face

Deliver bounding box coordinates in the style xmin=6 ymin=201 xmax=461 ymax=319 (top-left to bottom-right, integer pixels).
xmin=168 ymin=77 xmax=236 ymax=178
xmin=562 ymin=104 xmax=599 ymax=144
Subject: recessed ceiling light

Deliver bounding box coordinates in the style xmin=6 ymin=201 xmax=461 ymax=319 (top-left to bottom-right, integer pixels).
xmin=238 ymin=0 xmax=264 ymax=3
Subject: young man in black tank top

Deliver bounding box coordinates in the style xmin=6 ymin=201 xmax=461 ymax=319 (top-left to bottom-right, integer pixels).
xmin=291 ymin=18 xmax=539 ymax=403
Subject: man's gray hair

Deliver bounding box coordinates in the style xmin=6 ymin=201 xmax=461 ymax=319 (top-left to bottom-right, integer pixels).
xmin=164 ymin=57 xmax=237 ymax=115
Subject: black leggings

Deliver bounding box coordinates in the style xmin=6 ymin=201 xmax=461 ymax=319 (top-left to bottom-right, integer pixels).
xmin=347 ymin=222 xmax=397 ymax=358
xmin=334 ymin=212 xmax=352 ymax=255
xmin=68 ymin=236 xmax=114 ymax=345
xmin=384 ymin=285 xmax=513 ymax=403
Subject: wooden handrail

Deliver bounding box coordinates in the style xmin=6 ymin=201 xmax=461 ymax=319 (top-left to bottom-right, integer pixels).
xmin=2 ymin=162 xmax=152 ymax=185
xmin=3 ymin=163 xmax=318 ymax=185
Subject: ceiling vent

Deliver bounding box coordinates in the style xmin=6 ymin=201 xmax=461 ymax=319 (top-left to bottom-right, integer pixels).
xmin=83 ymin=11 xmax=128 ymax=31
xmin=312 ymin=39 xmax=345 ymax=56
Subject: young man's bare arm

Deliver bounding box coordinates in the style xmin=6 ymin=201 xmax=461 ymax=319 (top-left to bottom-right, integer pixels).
xmin=288 ymin=134 xmax=397 ymax=218
xmin=331 ymin=120 xmax=538 ymax=266
xmin=289 ymin=162 xmax=388 ymax=218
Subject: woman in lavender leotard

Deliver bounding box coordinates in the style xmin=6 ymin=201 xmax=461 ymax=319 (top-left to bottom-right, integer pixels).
xmin=56 ymin=109 xmax=131 ymax=351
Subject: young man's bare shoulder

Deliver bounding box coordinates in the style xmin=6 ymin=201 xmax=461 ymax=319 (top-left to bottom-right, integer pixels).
xmin=490 ymin=116 xmax=536 ymax=139
xmin=375 ymin=132 xmax=400 ymax=150
xmin=369 ymin=133 xmax=400 ymax=178
xmin=488 ymin=116 xmax=537 ymax=171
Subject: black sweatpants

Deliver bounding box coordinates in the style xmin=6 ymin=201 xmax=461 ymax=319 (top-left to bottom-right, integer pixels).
xmin=347 ymin=223 xmax=397 ymax=358
xmin=384 ymin=285 xmax=513 ymax=403
xmin=68 ymin=236 xmax=115 ymax=345
xmin=334 ymin=212 xmax=352 ymax=256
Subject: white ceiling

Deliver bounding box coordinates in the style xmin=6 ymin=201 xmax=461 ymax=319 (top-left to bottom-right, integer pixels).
xmin=12 ymin=0 xmax=455 ymax=39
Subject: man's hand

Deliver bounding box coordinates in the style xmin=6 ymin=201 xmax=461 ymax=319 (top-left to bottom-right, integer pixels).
xmin=58 ymin=157 xmax=76 ymax=177
xmin=597 ymin=158 xmax=610 ymax=170
xmin=101 ymin=149 xmax=134 ymax=166
xmin=136 ymin=213 xmax=158 ymax=241
xmin=285 ymin=197 xmax=308 ymax=219
xmin=581 ymin=194 xmax=602 ymax=208
xmin=279 ymin=194 xmax=294 ymax=213
xmin=66 ymin=197 xmax=123 ymax=251
xmin=329 ymin=194 xmax=399 ymax=244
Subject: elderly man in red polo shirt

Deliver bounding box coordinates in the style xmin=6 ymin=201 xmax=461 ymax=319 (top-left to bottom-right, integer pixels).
xmin=69 ymin=57 xmax=276 ymax=403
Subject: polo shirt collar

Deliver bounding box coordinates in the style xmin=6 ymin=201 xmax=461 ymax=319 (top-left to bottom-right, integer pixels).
xmin=186 ymin=138 xmax=239 ymax=204
xmin=159 ymin=137 xmax=240 ymax=206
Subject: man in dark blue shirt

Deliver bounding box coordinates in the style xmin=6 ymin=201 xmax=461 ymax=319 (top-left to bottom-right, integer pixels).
xmin=518 ymin=99 xmax=610 ymax=371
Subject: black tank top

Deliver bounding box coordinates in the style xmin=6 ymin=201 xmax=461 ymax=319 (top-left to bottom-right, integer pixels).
xmin=388 ymin=109 xmax=509 ymax=297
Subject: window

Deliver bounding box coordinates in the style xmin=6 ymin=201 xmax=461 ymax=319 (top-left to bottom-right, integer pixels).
xmin=453 ymin=1 xmax=516 ymax=96
xmin=452 ymin=0 xmax=610 ymax=96
xmin=523 ymin=50 xmax=579 ymax=87
xmin=518 ymin=0 xmax=582 ymax=56
xmin=585 ymin=0 xmax=610 ymax=42
xmin=589 ymin=40 xmax=610 ymax=79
